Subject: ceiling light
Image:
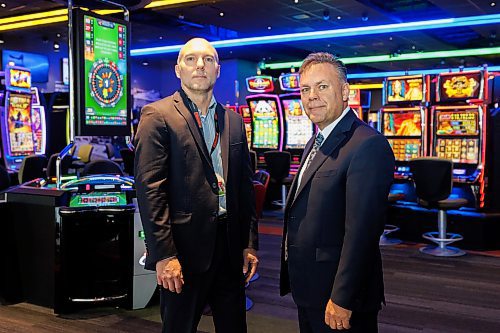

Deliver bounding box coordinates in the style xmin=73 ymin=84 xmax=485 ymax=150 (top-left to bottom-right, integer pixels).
xmin=0 ymin=38 xmax=4 ymax=44
xmin=0 ymin=3 xmax=5 ymax=8
xmin=219 ymin=12 xmax=224 ymax=17
xmin=56 ymin=32 xmax=61 ymax=38
xmin=0 ymin=15 xmax=68 ymax=32
xmin=294 ymin=0 xmax=299 ymax=3
xmin=411 ymin=45 xmax=416 ymax=49
xmin=292 ymin=14 xmax=310 ymax=20
xmin=159 ymin=36 xmax=163 ymax=39
xmin=337 ymin=16 xmax=342 ymax=20
xmin=323 ymin=9 xmax=330 ymax=20
xmin=267 ymin=26 xmax=272 ymax=30
xmin=361 ymin=14 xmax=369 ymax=22
xmin=53 ymin=41 xmax=60 ymax=50
xmin=131 ymin=14 xmax=500 ymax=56
xmin=263 ymin=46 xmax=500 ymax=69
xmin=142 ymin=60 xmax=149 ymax=66
xmin=491 ymin=2 xmax=496 ymax=6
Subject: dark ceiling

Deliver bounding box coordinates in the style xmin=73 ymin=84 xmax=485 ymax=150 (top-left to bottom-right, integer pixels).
xmin=0 ymin=0 xmax=499 ymax=74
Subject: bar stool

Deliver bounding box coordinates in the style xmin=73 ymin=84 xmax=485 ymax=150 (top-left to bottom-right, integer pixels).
xmin=264 ymin=151 xmax=292 ymax=209
xmin=409 ymin=157 xmax=468 ymax=257
xmin=380 ymin=192 xmax=405 ymax=246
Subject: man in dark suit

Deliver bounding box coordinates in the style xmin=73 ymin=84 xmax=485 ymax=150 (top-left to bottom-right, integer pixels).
xmin=134 ymin=38 xmax=258 ymax=333
xmin=280 ymin=52 xmax=395 ymax=332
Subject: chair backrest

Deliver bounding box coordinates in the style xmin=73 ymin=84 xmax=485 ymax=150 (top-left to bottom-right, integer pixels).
xmin=18 ymin=154 xmax=48 ymax=184
xmin=264 ymin=151 xmax=291 ymax=181
xmin=46 ymin=153 xmax=73 ymax=178
xmin=249 ymin=150 xmax=257 ymax=173
xmin=409 ymin=157 xmax=453 ymax=203
xmin=120 ymin=148 xmax=135 ymax=176
xmin=82 ymin=159 xmax=123 ymax=176
xmin=0 ymin=165 xmax=10 ymax=191
xmin=253 ymin=170 xmax=270 ymax=189
xmin=253 ymin=181 xmax=266 ymax=219
xmin=77 ymin=144 xmax=94 ymax=163
xmin=105 ymin=143 xmax=115 ymax=159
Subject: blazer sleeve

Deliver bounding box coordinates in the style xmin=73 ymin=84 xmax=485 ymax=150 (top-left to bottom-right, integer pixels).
xmin=134 ymin=104 xmax=177 ymax=270
xmin=331 ymin=134 xmax=394 ymax=309
xmin=238 ymin=118 xmax=259 ymax=250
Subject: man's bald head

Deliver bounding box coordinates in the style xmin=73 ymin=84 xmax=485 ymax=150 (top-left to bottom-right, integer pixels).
xmin=177 ymin=38 xmax=219 ymax=64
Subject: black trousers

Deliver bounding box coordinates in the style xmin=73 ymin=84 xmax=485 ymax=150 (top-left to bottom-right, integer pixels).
xmin=160 ymin=223 xmax=246 ymax=333
xmin=298 ymin=306 xmax=379 ymax=333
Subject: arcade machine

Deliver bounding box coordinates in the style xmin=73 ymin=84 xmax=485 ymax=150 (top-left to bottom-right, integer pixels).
xmin=0 ymin=65 xmax=36 ymax=171
xmin=380 ymin=74 xmax=430 ymax=200
xmin=278 ymin=73 xmax=314 ymax=173
xmin=348 ymin=88 xmax=363 ymax=119
xmin=431 ymin=70 xmax=491 ymax=209
xmin=30 ymin=86 xmax=47 ymax=155
xmin=238 ymin=105 xmax=252 ymax=149
xmin=2 ymin=7 xmax=156 ymax=313
xmin=245 ymin=75 xmax=284 ymax=167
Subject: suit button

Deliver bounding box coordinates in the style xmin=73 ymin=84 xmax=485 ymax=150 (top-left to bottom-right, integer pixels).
xmin=212 ymin=182 xmax=217 ymax=189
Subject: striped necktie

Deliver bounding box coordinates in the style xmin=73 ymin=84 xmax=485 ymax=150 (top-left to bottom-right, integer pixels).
xmin=304 ymin=132 xmax=324 ymax=171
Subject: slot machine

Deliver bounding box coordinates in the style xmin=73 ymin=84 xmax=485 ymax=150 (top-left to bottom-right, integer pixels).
xmin=348 ymin=88 xmax=363 ymax=119
xmin=278 ymin=73 xmax=314 ymax=174
xmin=380 ymin=74 xmax=430 ymax=200
xmin=238 ymin=105 xmax=252 ymax=149
xmin=431 ymin=70 xmax=491 ymax=209
xmin=0 ymin=65 xmax=36 ymax=171
xmin=30 ymin=86 xmax=47 ymax=155
xmin=245 ymin=75 xmax=284 ymax=166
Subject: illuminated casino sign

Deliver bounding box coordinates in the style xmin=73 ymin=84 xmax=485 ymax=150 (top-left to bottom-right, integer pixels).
xmin=246 ymin=76 xmax=274 ymax=93
xmin=279 ymin=73 xmax=300 ymax=91
xmin=437 ymin=71 xmax=484 ymax=102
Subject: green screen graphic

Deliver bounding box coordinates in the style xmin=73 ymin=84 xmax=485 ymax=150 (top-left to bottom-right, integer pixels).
xmin=84 ymin=15 xmax=127 ymax=126
xmin=70 ymin=192 xmax=127 ymax=207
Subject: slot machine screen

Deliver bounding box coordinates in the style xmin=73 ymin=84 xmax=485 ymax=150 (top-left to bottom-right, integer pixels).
xmin=383 ymin=111 xmax=422 ymax=137
xmin=348 ymin=89 xmax=361 ymax=106
xmin=437 ymin=72 xmax=482 ymax=102
xmin=69 ymin=191 xmax=127 ymax=207
xmin=387 ymin=138 xmax=421 ymax=162
xmin=31 ymin=105 xmax=45 ymax=154
xmin=436 ymin=110 xmax=479 ymax=136
xmin=73 ymin=9 xmax=130 ymax=136
xmin=436 ymin=138 xmax=479 ymax=164
xmin=282 ymin=98 xmax=313 ymax=149
xmin=6 ymin=67 xmax=32 ymax=93
xmin=6 ymin=93 xmax=35 ymax=156
xmin=249 ymin=99 xmax=279 ymax=149
xmin=386 ymin=75 xmax=424 ymax=103
xmin=240 ymin=106 xmax=251 ymax=118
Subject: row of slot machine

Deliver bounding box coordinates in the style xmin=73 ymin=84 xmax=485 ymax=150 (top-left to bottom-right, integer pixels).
xmin=227 ymin=73 xmax=367 ymax=173
xmin=378 ymin=69 xmax=499 ymax=210
xmin=0 ymin=65 xmax=47 ymax=171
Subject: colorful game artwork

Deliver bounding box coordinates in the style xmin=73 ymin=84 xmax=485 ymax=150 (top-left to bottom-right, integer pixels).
xmin=6 ymin=93 xmax=35 ymax=156
xmin=386 ymin=76 xmax=424 ymax=103
xmin=383 ymin=111 xmax=422 ymax=137
xmin=8 ymin=68 xmax=31 ymax=91
xmin=282 ymin=99 xmax=313 ymax=149
xmin=387 ymin=138 xmax=421 ymax=161
xmin=438 ymin=72 xmax=483 ymax=101
xmin=436 ymin=111 xmax=479 ymax=136
xmin=83 ymin=15 xmax=127 ymax=126
xmin=436 ymin=138 xmax=479 ymax=164
xmin=249 ymin=100 xmax=279 ymax=149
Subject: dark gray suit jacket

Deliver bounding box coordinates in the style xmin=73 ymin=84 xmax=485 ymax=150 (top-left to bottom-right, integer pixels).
xmin=280 ymin=110 xmax=394 ymax=311
xmin=134 ymin=91 xmax=258 ymax=273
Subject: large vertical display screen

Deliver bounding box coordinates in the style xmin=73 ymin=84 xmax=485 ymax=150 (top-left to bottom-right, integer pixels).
xmin=73 ymin=9 xmax=130 ymax=136
xmin=6 ymin=93 xmax=35 ymax=156
xmin=282 ymin=98 xmax=313 ymax=149
xmin=383 ymin=110 xmax=422 ymax=137
xmin=249 ymin=99 xmax=279 ymax=149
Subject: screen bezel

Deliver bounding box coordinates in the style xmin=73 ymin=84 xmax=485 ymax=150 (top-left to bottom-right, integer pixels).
xmin=72 ymin=8 xmax=131 ymax=136
xmin=247 ymin=96 xmax=281 ymax=150
xmin=384 ymin=75 xmax=426 ymax=104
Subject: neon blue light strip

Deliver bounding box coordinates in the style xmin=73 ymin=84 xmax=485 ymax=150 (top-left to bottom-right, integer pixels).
xmin=131 ymin=14 xmax=500 ymax=56
xmin=347 ymin=66 xmax=500 ymax=79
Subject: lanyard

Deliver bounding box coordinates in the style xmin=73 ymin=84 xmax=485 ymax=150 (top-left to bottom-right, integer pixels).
xmin=179 ymin=89 xmax=220 ymax=156
xmin=193 ymin=108 xmax=219 ymax=156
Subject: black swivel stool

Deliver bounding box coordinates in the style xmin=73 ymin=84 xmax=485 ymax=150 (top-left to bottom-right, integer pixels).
xmin=18 ymin=154 xmax=48 ymax=184
xmin=409 ymin=157 xmax=468 ymax=257
xmin=120 ymin=148 xmax=135 ymax=176
xmin=264 ymin=151 xmax=293 ymax=209
xmin=82 ymin=159 xmax=124 ymax=176
xmin=380 ymin=192 xmax=405 ymax=246
xmin=46 ymin=153 xmax=73 ymax=178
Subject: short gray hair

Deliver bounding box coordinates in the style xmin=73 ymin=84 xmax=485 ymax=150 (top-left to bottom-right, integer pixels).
xmin=299 ymin=52 xmax=347 ymax=83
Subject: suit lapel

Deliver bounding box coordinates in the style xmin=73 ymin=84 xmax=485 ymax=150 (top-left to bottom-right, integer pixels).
xmin=291 ymin=111 xmax=357 ymax=205
xmin=217 ymin=104 xmax=229 ymax=182
xmin=173 ymin=92 xmax=213 ymax=168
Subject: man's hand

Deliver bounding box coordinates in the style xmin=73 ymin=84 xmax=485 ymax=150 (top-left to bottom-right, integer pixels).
xmin=243 ymin=248 xmax=259 ymax=283
xmin=325 ymin=299 xmax=352 ymax=330
xmin=156 ymin=257 xmax=184 ymax=293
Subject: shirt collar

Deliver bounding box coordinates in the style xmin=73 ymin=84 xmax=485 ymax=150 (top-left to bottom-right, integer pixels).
xmin=318 ymin=106 xmax=351 ymax=143
xmin=196 ymin=95 xmax=218 ymax=119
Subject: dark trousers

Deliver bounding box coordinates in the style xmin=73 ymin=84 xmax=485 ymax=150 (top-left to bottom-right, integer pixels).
xmin=298 ymin=306 xmax=378 ymax=333
xmin=159 ymin=223 xmax=246 ymax=333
